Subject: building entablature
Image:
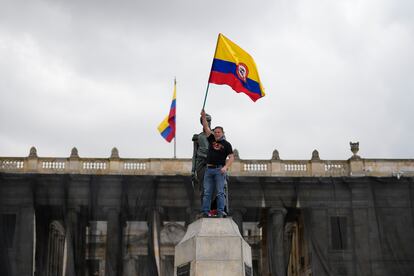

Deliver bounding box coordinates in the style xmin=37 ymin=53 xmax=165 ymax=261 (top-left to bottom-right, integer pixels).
xmin=1 ymin=144 xmax=414 ymax=178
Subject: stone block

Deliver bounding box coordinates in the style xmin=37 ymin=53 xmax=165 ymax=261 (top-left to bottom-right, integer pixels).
xmin=195 ymin=260 xmax=243 ymax=275
xmin=196 ymin=237 xmax=242 ymax=260
xmin=174 ymin=218 xmax=252 ymax=276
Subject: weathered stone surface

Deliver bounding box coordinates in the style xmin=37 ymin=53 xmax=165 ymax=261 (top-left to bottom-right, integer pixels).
xmin=174 ymin=218 xmax=252 ymax=276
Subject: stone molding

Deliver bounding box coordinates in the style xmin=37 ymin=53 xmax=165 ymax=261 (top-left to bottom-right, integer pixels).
xmin=1 ymin=147 xmax=414 ymax=178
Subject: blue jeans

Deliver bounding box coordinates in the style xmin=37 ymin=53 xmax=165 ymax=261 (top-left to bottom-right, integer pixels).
xmin=201 ymin=167 xmax=226 ymax=214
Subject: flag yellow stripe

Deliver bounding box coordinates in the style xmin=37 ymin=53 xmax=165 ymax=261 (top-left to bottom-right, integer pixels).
xmin=157 ymin=116 xmax=169 ymax=132
xmin=214 ymin=34 xmax=262 ymax=85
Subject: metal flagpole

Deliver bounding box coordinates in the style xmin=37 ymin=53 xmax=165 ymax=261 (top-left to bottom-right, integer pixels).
xmin=174 ymin=136 xmax=176 ymax=159
xmin=201 ymin=82 xmax=210 ymax=110
xmin=174 ymin=78 xmax=177 ymax=159
xmin=202 ymin=33 xmax=221 ymax=110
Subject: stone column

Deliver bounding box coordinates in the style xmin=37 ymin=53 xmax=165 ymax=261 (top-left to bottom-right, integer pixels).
xmin=16 ymin=206 xmax=35 ymax=275
xmin=283 ymin=222 xmax=294 ymax=272
xmin=54 ymin=230 xmax=59 ymax=274
xmin=65 ymin=208 xmax=78 ymax=276
xmin=269 ymin=207 xmax=287 ymax=276
xmin=57 ymin=234 xmax=65 ymax=275
xmin=148 ymin=207 xmax=162 ymax=276
xmin=260 ymin=217 xmax=270 ymax=276
xmin=48 ymin=224 xmax=60 ymax=275
xmin=105 ymin=208 xmax=122 ymax=276
xmin=231 ymin=208 xmax=246 ymax=236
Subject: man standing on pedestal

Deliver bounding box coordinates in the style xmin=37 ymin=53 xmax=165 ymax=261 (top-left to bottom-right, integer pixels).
xmin=200 ymin=109 xmax=234 ymax=218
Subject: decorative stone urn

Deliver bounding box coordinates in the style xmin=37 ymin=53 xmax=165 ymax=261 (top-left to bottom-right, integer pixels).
xmin=350 ymin=142 xmax=360 ymax=159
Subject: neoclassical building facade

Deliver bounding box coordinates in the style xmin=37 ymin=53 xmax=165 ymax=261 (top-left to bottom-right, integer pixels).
xmin=1 ymin=144 xmax=414 ymax=276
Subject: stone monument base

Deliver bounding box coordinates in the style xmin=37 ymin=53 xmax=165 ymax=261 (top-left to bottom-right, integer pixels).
xmin=174 ymin=217 xmax=252 ymax=276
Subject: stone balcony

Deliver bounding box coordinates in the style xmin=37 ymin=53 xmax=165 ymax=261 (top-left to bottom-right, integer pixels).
xmin=1 ymin=144 xmax=414 ymax=178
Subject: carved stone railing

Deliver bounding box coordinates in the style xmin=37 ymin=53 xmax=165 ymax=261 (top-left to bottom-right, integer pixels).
xmin=234 ymin=159 xmax=351 ymax=177
xmin=1 ymin=146 xmax=414 ymax=177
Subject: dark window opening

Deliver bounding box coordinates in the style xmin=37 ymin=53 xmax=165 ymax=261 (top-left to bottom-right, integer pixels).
xmin=86 ymin=259 xmax=100 ymax=276
xmin=177 ymin=262 xmax=190 ymax=276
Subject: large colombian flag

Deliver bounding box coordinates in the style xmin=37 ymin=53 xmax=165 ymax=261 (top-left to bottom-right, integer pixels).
xmin=157 ymin=80 xmax=176 ymax=142
xmin=209 ymin=33 xmax=265 ymax=102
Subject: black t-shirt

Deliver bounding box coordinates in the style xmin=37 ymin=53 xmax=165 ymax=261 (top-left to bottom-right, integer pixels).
xmin=206 ymin=133 xmax=233 ymax=166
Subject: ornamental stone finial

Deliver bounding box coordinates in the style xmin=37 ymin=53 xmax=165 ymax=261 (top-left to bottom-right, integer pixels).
xmin=110 ymin=147 xmax=120 ymax=159
xmin=28 ymin=146 xmax=38 ymax=158
xmin=272 ymin=149 xmax=280 ymax=160
xmin=233 ymin=149 xmax=240 ymax=160
xmin=70 ymin=147 xmax=79 ymax=158
xmin=350 ymin=142 xmax=360 ymax=159
xmin=311 ymin=149 xmax=320 ymax=161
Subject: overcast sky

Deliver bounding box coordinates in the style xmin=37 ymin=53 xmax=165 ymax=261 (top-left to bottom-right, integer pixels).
xmin=1 ymin=0 xmax=413 ymax=160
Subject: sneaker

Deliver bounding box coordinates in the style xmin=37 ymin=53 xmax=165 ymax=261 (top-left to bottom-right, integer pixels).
xmin=216 ymin=213 xmax=224 ymax=218
xmin=209 ymin=209 xmax=218 ymax=217
xmin=202 ymin=213 xmax=210 ymax=218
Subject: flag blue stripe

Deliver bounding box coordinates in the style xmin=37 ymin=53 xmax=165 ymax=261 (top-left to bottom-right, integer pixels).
xmin=211 ymin=59 xmax=262 ymax=95
xmin=160 ymin=125 xmax=172 ymax=139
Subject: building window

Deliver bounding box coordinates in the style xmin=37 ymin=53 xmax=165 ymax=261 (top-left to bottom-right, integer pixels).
xmin=330 ymin=216 xmax=347 ymax=250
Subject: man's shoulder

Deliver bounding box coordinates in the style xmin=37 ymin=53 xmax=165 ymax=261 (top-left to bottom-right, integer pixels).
xmin=221 ymin=139 xmax=232 ymax=147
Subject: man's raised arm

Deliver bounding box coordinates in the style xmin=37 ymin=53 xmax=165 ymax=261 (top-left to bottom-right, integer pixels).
xmin=201 ymin=109 xmax=212 ymax=136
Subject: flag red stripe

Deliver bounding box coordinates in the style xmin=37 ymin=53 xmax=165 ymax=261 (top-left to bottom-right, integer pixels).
xmin=209 ymin=71 xmax=262 ymax=102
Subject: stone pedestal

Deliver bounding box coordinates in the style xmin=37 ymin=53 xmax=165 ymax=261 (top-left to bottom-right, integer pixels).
xmin=174 ymin=218 xmax=252 ymax=276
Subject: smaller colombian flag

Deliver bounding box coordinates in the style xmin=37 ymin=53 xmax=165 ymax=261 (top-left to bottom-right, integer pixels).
xmin=157 ymin=80 xmax=176 ymax=142
xmin=209 ymin=33 xmax=265 ymax=102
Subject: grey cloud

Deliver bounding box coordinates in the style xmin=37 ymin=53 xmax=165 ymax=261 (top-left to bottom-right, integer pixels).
xmin=1 ymin=0 xmax=413 ymax=159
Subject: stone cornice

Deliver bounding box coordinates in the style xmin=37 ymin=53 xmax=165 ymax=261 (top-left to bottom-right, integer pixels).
xmin=1 ymin=154 xmax=414 ymax=177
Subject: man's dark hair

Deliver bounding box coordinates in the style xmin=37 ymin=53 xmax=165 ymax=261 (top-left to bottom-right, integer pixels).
xmin=213 ymin=126 xmax=224 ymax=132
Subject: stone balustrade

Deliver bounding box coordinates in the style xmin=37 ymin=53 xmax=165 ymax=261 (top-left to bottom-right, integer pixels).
xmin=1 ymin=145 xmax=414 ymax=177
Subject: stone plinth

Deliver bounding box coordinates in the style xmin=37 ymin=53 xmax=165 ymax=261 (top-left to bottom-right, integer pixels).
xmin=174 ymin=218 xmax=252 ymax=276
